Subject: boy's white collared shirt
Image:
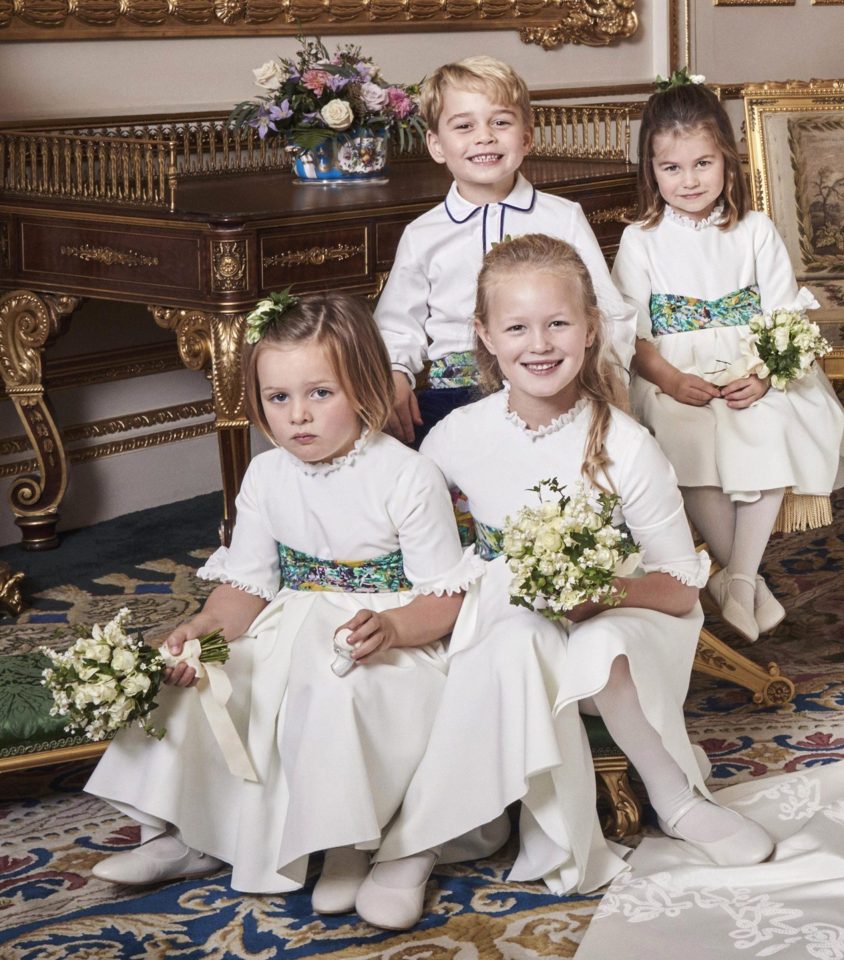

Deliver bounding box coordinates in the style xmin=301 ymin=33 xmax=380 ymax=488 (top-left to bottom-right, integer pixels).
xmin=374 ymin=173 xmax=636 ymax=384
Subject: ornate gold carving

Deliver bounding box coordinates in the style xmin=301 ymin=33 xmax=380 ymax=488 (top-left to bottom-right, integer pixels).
xmin=0 ymin=740 xmax=109 ymax=773
xmin=0 ymin=562 xmax=25 ymax=616
xmin=0 ymin=0 xmax=640 ymax=43
xmin=519 ymin=0 xmax=638 ymax=49
xmin=0 ymin=290 xmax=80 ymax=549
xmin=211 ymin=239 xmax=248 ymax=292
xmin=587 ymin=204 xmax=636 ymax=225
xmin=594 ymin=761 xmax=642 ymax=838
xmin=695 ymin=628 xmax=795 ymax=706
xmin=263 ymin=243 xmax=365 ymax=270
xmin=60 ymin=243 xmax=159 ymax=268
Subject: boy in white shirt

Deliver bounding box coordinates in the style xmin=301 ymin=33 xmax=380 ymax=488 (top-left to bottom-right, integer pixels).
xmin=375 ymin=55 xmax=636 ymax=444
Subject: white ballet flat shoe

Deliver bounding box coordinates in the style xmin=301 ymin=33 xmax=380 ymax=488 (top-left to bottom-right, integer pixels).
xmin=92 ymin=839 xmax=224 ymax=886
xmin=312 ymin=847 xmax=370 ymax=915
xmin=707 ymin=569 xmax=759 ymax=643
xmin=755 ymin=576 xmax=786 ymax=634
xmin=658 ymin=796 xmax=774 ymax=866
xmin=355 ymin=854 xmax=437 ymax=931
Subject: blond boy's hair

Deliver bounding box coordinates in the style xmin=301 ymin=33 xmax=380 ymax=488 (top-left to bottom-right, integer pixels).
xmin=419 ymin=56 xmax=533 ymax=132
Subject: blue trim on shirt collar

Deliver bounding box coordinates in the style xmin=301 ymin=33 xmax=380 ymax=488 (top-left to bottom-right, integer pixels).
xmin=443 ymin=174 xmax=536 ymax=223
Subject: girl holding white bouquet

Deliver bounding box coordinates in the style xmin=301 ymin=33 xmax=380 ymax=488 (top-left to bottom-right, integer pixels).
xmin=612 ymin=76 xmax=844 ymax=642
xmin=86 ymin=291 xmax=483 ymax=921
xmin=362 ymin=234 xmax=772 ymax=931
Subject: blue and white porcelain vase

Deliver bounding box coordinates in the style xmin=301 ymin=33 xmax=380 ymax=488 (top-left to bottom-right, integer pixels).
xmin=292 ymin=127 xmax=389 ymax=184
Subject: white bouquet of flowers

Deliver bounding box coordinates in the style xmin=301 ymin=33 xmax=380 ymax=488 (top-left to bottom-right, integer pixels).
xmin=502 ymin=479 xmax=640 ymax=622
xmin=744 ymin=308 xmax=831 ymax=390
xmin=40 ymin=607 xmax=228 ymax=742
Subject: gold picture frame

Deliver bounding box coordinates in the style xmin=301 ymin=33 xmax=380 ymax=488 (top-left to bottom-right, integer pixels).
xmin=744 ymin=79 xmax=844 ymax=309
xmin=0 ymin=0 xmax=638 ymax=48
xmin=714 ymin=0 xmax=793 ymax=6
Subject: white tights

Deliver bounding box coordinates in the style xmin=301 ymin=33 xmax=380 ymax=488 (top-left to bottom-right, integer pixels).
xmin=582 ymin=657 xmax=736 ymax=842
xmin=682 ymin=485 xmax=784 ymax=609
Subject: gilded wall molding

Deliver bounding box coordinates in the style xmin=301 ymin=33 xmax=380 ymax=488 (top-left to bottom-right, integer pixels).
xmin=0 ymin=400 xmax=214 ymax=458
xmin=0 ymin=0 xmax=639 ymax=48
xmin=0 ymin=421 xmax=216 ymax=480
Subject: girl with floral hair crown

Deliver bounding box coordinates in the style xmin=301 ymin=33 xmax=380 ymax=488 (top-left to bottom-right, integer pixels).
xmin=612 ymin=75 xmax=844 ymax=642
xmin=362 ymin=234 xmax=773 ymax=931
xmin=86 ymin=290 xmax=484 ymax=928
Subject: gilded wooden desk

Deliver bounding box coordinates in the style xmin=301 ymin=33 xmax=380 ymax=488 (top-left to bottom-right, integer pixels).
xmin=0 ymin=152 xmax=636 ymax=549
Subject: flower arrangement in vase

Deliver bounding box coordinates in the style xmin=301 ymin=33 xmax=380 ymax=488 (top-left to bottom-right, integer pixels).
xmin=228 ymin=37 xmax=425 ymax=184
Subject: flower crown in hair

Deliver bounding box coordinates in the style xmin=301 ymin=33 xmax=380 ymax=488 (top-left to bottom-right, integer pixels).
xmin=655 ymin=67 xmax=705 ymax=92
xmin=245 ymin=287 xmax=299 ymax=344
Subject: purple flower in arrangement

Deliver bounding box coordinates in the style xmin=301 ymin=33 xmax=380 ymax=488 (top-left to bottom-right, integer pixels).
xmin=355 ymin=61 xmax=375 ymax=82
xmin=300 ymin=111 xmax=322 ymax=127
xmin=251 ymin=103 xmax=291 ymax=139
xmin=326 ymin=73 xmax=351 ymax=93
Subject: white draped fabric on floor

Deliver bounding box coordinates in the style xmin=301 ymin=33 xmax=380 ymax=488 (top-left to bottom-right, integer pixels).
xmin=576 ymin=762 xmax=844 ymax=959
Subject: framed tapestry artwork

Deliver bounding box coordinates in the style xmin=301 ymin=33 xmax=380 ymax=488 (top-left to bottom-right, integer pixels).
xmin=745 ymin=79 xmax=844 ymax=310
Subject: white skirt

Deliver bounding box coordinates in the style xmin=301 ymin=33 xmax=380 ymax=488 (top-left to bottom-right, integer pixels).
xmin=85 ymin=589 xmax=448 ymax=893
xmin=376 ymin=557 xmax=706 ymax=895
xmin=634 ymin=328 xmax=844 ymax=501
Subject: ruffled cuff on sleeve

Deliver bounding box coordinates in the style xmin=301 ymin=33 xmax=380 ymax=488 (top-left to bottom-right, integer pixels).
xmin=408 ymin=546 xmax=487 ymax=597
xmin=640 ymin=547 xmax=711 ymax=589
xmin=196 ymin=546 xmax=278 ymax=602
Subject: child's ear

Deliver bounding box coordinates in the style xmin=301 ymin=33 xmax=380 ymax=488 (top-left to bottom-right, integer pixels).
xmin=474 ymin=317 xmax=495 ymax=354
xmin=426 ymin=128 xmax=447 ymax=165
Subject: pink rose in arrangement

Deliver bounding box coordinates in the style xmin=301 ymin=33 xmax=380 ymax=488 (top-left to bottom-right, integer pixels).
xmin=360 ymin=81 xmax=389 ymax=111
xmin=302 ymin=69 xmax=331 ymax=96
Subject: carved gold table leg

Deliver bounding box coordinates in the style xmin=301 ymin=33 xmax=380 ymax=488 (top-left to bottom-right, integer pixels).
xmin=0 ymin=290 xmax=80 ymax=549
xmin=593 ymin=756 xmax=642 ymax=839
xmin=0 ymin=561 xmax=25 ymax=616
xmin=152 ymin=307 xmax=249 ymax=546
xmin=695 ymin=628 xmax=795 ymax=706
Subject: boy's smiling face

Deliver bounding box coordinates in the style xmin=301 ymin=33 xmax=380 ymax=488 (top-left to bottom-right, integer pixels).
xmin=426 ymin=85 xmax=532 ymax=205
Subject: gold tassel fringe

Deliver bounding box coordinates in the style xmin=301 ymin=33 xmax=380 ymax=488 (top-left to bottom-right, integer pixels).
xmin=772 ymin=489 xmax=833 ymax=534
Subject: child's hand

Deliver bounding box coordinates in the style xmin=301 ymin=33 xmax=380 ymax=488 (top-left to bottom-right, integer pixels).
xmin=666 ymin=371 xmax=722 ymax=406
xmin=337 ymin=609 xmax=400 ymax=663
xmin=386 ymin=372 xmax=422 ymax=444
xmin=564 ymin=599 xmax=605 ymax=623
xmin=160 ymin=622 xmax=210 ymax=687
xmin=720 ymin=374 xmax=769 ymax=409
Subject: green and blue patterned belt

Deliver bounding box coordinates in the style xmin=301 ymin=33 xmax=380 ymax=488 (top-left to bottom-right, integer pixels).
xmin=474 ymin=520 xmax=504 ymax=561
xmin=650 ymin=286 xmax=761 ymax=337
xmin=427 ymin=350 xmax=481 ymax=390
xmin=278 ymin=543 xmax=410 ymax=593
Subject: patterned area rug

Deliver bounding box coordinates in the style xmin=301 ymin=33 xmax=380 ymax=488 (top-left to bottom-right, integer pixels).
xmin=0 ymin=492 xmax=842 ymax=959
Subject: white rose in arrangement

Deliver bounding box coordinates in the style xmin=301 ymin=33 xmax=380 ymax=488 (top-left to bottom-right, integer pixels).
xmin=87 ymin=642 xmax=113 ymax=663
xmin=253 ymin=61 xmax=285 ymax=91
xmin=122 ymin=672 xmax=152 ymax=697
xmin=773 ymin=325 xmax=791 ymax=353
xmin=321 ymin=99 xmax=355 ymax=131
xmin=360 ymin=81 xmax=389 ymax=111
xmin=111 ymin=648 xmax=137 ymax=675
xmin=537 ymin=528 xmax=563 ymax=554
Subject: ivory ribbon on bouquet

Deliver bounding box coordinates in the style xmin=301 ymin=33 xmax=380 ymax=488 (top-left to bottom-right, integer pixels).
xmin=161 ymin=640 xmax=259 ymax=782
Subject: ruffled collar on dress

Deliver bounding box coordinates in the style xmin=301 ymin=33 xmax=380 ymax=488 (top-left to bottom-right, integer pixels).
xmin=664 ymin=201 xmax=725 ymax=230
xmin=501 ymin=384 xmax=590 ymax=440
xmin=279 ymin=428 xmax=370 ymax=477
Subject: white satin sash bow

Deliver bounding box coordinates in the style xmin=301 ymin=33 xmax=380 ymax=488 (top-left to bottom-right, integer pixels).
xmin=161 ymin=639 xmax=259 ymax=782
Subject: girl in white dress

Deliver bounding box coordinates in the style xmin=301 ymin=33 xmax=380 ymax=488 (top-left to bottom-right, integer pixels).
xmin=358 ymin=234 xmax=773 ymax=931
xmin=612 ymin=79 xmax=844 ymax=643
xmin=86 ymin=292 xmax=483 ymax=915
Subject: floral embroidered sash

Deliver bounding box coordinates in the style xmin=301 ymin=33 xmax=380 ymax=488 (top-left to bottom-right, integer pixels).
xmin=474 ymin=520 xmax=504 ymax=561
xmin=650 ymin=286 xmax=761 ymax=337
xmin=278 ymin=544 xmax=410 ymax=593
xmin=427 ymin=350 xmax=481 ymax=389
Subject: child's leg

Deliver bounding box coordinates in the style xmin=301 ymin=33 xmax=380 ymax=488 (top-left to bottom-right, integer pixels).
xmin=585 ymin=657 xmax=772 ymax=865
xmin=728 ymin=487 xmax=785 ymax=613
xmin=680 ymin=485 xmax=735 ymax=567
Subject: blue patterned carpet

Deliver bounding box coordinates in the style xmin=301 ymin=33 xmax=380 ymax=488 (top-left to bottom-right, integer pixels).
xmin=0 ymin=491 xmax=842 ymax=958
